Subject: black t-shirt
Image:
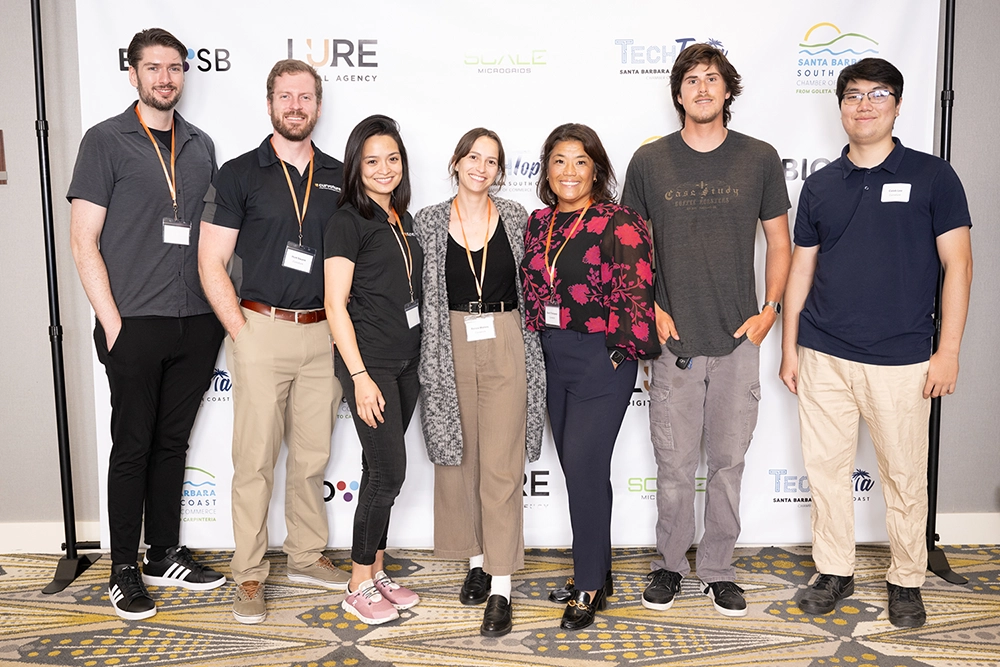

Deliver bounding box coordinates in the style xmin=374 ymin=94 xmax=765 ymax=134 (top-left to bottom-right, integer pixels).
xmin=445 ymin=220 xmax=517 ymax=307
xmin=204 ymin=136 xmax=343 ymax=310
xmin=324 ymin=202 xmax=424 ymax=360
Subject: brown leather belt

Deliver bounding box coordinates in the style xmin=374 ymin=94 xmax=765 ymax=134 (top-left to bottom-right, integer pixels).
xmin=240 ymin=299 xmax=326 ymax=324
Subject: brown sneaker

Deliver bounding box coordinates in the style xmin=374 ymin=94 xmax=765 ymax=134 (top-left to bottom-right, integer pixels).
xmin=287 ymin=556 xmax=351 ymax=590
xmin=233 ymin=580 xmax=265 ymax=624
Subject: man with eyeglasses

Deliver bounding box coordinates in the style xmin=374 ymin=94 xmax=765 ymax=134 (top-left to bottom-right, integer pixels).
xmin=779 ymin=58 xmax=973 ymax=628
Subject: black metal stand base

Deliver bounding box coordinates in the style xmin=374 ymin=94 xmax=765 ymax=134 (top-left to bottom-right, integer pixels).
xmin=42 ymin=552 xmax=101 ymax=594
xmin=928 ymin=545 xmax=967 ymax=585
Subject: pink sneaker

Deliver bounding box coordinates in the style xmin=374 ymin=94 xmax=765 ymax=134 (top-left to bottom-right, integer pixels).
xmin=374 ymin=571 xmax=420 ymax=610
xmin=342 ymin=580 xmax=399 ymax=624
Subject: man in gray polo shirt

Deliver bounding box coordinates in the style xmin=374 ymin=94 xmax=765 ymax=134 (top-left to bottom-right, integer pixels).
xmin=68 ymin=28 xmax=226 ymax=620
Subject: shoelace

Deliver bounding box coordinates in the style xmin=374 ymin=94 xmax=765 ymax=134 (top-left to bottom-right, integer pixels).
xmin=813 ymin=574 xmax=840 ymax=591
xmin=712 ymin=581 xmax=744 ymax=596
xmin=648 ymin=570 xmax=680 ymax=590
xmin=116 ymin=566 xmax=149 ymax=596
xmin=168 ymin=545 xmax=200 ymax=569
xmin=375 ymin=573 xmax=399 ymax=591
xmin=358 ymin=583 xmax=384 ymax=602
xmin=239 ymin=581 xmax=262 ymax=599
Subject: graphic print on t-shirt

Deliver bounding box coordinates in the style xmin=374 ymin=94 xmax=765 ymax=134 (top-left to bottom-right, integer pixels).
xmin=664 ymin=179 xmax=741 ymax=211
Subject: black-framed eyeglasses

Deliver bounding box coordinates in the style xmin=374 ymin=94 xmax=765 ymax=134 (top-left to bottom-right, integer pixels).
xmin=841 ymin=89 xmax=896 ymax=106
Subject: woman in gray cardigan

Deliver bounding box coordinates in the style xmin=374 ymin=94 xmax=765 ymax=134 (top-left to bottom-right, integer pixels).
xmin=414 ymin=128 xmax=545 ymax=638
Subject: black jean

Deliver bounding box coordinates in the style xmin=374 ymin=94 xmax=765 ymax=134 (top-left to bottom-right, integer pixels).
xmin=95 ymin=313 xmax=224 ymax=565
xmin=336 ymin=353 xmax=420 ymax=565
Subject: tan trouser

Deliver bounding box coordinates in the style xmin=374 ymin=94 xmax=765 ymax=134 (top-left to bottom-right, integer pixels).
xmin=797 ymin=347 xmax=930 ymax=588
xmin=227 ymin=307 xmax=342 ymax=584
xmin=434 ymin=311 xmax=528 ymax=576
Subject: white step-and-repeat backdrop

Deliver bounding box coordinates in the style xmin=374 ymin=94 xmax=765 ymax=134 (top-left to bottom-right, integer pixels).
xmin=75 ymin=0 xmax=942 ymax=550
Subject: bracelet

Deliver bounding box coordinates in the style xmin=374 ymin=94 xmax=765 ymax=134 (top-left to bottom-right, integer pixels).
xmin=350 ymin=369 xmax=368 ymax=378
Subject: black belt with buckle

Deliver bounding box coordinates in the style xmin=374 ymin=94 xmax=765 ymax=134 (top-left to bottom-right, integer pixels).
xmin=449 ymin=301 xmax=518 ymax=314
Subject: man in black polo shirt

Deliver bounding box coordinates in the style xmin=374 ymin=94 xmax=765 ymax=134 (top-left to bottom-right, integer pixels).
xmin=199 ymin=59 xmax=346 ymax=625
xmin=780 ymin=58 xmax=973 ymax=628
xmin=68 ymin=28 xmax=226 ymax=620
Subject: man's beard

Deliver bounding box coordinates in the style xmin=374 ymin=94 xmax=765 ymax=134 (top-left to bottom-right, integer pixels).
xmin=271 ymin=110 xmax=318 ymax=142
xmin=137 ymin=80 xmax=181 ymax=111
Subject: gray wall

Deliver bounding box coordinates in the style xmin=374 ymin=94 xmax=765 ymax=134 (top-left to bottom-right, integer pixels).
xmin=1 ymin=2 xmax=996 ymax=531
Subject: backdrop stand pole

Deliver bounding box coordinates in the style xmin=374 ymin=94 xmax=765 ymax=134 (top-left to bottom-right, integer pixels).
xmin=30 ymin=0 xmax=101 ymax=594
xmin=926 ymin=0 xmax=966 ymax=586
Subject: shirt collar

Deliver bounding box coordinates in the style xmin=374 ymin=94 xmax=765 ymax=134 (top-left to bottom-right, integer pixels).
xmin=257 ymin=134 xmax=337 ymax=169
xmin=838 ymin=137 xmax=905 ymax=178
xmin=119 ymin=101 xmax=194 ymax=145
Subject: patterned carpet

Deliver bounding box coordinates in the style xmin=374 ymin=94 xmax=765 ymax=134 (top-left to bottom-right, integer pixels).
xmin=1 ymin=545 xmax=999 ymax=667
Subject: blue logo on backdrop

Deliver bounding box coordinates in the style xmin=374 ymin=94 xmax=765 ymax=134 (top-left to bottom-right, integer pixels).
xmin=204 ymin=368 xmax=231 ymax=403
xmin=615 ymin=37 xmax=727 ymax=77
xmin=181 ymin=467 xmax=218 ymax=521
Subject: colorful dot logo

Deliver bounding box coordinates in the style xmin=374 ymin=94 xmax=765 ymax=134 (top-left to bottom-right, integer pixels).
xmin=325 ymin=480 xmax=359 ymax=503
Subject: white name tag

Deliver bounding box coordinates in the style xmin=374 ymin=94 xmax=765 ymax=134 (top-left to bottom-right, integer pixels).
xmin=162 ymin=218 xmax=191 ymax=246
xmin=282 ymin=242 xmax=316 ymax=273
xmin=544 ymin=303 xmax=561 ymax=328
xmin=881 ymin=183 xmax=911 ymax=203
xmin=405 ymin=300 xmax=421 ymax=329
xmin=465 ymin=314 xmax=496 ymax=341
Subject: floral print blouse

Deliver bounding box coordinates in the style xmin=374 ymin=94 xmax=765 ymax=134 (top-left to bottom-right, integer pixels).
xmin=521 ymin=202 xmax=660 ymax=360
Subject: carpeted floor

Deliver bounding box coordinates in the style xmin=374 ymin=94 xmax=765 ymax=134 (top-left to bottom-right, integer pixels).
xmin=1 ymin=545 xmax=999 ymax=666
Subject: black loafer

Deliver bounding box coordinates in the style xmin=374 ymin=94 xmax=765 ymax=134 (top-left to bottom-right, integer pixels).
xmin=560 ymin=588 xmax=607 ymax=630
xmin=548 ymin=576 xmax=575 ymax=603
xmin=460 ymin=567 xmax=492 ymax=605
xmin=550 ymin=570 xmax=613 ymax=604
xmin=480 ymin=594 xmax=512 ymax=637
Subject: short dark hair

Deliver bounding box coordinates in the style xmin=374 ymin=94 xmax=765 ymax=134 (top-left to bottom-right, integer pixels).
xmin=266 ymin=59 xmax=323 ymax=104
xmin=837 ymin=57 xmax=904 ymax=105
xmin=340 ymin=114 xmax=411 ymax=219
xmin=669 ymin=43 xmax=742 ymax=127
xmin=127 ymin=28 xmax=186 ymax=69
xmin=449 ymin=128 xmax=507 ymax=189
xmin=536 ymin=123 xmax=617 ymax=208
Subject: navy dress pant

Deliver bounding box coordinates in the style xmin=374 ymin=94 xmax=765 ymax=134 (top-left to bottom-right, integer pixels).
xmin=540 ymin=328 xmax=636 ymax=591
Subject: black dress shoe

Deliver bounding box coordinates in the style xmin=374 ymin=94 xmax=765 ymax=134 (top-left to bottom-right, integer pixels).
xmin=887 ymin=582 xmax=926 ymax=628
xmin=548 ymin=576 xmax=575 ymax=603
xmin=550 ymin=571 xmax=613 ymax=604
xmin=480 ymin=594 xmax=512 ymax=637
xmin=560 ymin=588 xmax=607 ymax=630
xmin=460 ymin=567 xmax=492 ymax=605
xmin=798 ymin=574 xmax=854 ymax=614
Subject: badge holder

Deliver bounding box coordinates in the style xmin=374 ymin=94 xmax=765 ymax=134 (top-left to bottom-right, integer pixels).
xmin=544 ymin=300 xmax=561 ymax=328
xmin=282 ymin=241 xmax=316 ymax=273
xmin=405 ymin=300 xmax=421 ymax=328
xmin=464 ymin=311 xmax=496 ymax=341
xmin=162 ymin=218 xmax=191 ymax=246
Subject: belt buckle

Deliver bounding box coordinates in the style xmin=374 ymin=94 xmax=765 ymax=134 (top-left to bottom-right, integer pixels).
xmin=468 ymin=301 xmax=483 ymax=315
xmin=294 ymin=311 xmax=303 ymax=324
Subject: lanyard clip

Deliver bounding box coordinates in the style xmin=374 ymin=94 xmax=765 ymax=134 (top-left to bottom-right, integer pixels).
xmin=468 ymin=301 xmax=483 ymax=314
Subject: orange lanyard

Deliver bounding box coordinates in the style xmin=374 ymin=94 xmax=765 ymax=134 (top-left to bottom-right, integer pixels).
xmin=135 ymin=106 xmax=177 ymax=219
xmin=388 ymin=208 xmax=415 ymax=302
xmin=543 ymin=201 xmax=591 ymax=287
xmin=453 ymin=198 xmax=495 ymax=304
xmin=270 ymin=137 xmax=314 ymax=246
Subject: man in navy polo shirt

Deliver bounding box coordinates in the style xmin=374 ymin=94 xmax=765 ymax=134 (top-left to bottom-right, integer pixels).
xmin=780 ymin=58 xmax=972 ymax=628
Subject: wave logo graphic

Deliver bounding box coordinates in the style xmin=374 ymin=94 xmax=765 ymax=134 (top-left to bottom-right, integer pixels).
xmin=182 ymin=467 xmax=218 ymax=520
xmin=799 ymin=22 xmax=879 ymax=58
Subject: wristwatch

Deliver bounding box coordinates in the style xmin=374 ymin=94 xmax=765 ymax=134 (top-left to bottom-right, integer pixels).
xmin=609 ymin=349 xmax=626 ymax=365
xmin=763 ymin=301 xmax=781 ymax=314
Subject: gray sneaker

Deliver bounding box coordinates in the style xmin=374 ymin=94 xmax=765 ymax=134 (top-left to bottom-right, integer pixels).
xmin=233 ymin=580 xmax=266 ymax=624
xmin=287 ymin=555 xmax=351 ymax=589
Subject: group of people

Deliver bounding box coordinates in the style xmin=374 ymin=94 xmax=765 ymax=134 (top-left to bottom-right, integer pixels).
xmin=68 ymin=27 xmax=972 ymax=636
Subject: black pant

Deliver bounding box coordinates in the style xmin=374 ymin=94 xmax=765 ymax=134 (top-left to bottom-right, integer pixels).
xmin=541 ymin=329 xmax=637 ymax=591
xmin=95 ymin=314 xmax=224 ymax=565
xmin=336 ymin=354 xmax=420 ymax=565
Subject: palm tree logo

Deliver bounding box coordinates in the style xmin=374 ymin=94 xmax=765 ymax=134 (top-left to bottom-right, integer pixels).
xmin=852 ymin=469 xmax=874 ymax=493
xmin=212 ymin=368 xmax=232 ymax=393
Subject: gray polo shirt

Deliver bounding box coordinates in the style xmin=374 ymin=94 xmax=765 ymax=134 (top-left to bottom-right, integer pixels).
xmin=67 ymin=102 xmax=217 ymax=318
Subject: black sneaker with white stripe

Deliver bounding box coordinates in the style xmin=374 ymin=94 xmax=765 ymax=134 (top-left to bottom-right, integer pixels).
xmin=142 ymin=545 xmax=226 ymax=590
xmin=109 ymin=564 xmax=156 ymax=620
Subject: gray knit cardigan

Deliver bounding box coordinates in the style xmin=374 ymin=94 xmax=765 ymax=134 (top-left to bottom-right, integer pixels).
xmin=413 ymin=195 xmax=545 ymax=465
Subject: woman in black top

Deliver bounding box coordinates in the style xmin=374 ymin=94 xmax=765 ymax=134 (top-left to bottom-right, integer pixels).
xmin=413 ymin=128 xmax=546 ymax=638
xmin=324 ymin=115 xmax=423 ymax=626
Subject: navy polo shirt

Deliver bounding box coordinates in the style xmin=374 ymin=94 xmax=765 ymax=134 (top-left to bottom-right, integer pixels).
xmin=794 ymin=139 xmax=971 ymax=365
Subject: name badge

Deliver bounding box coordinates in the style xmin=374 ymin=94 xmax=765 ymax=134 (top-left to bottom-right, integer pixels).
xmin=544 ymin=301 xmax=561 ymax=328
xmin=282 ymin=242 xmax=316 ymax=273
xmin=881 ymin=183 xmax=911 ymax=203
xmin=465 ymin=313 xmax=496 ymax=341
xmin=405 ymin=300 xmax=420 ymax=329
xmin=162 ymin=218 xmax=191 ymax=246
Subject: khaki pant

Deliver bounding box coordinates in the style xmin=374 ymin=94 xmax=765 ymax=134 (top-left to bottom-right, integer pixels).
xmin=227 ymin=307 xmax=342 ymax=584
xmin=797 ymin=347 xmax=930 ymax=588
xmin=434 ymin=311 xmax=527 ymax=576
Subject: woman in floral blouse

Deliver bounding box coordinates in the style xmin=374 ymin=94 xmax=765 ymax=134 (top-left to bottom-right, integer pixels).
xmin=521 ymin=123 xmax=659 ymax=630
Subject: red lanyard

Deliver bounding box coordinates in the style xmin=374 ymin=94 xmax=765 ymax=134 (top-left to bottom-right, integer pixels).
xmin=543 ymin=201 xmax=591 ymax=287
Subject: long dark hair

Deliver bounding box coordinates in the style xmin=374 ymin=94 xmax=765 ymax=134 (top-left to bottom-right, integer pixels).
xmin=669 ymin=43 xmax=742 ymax=128
xmin=536 ymin=123 xmax=617 ymax=208
xmin=339 ymin=114 xmax=411 ymax=219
